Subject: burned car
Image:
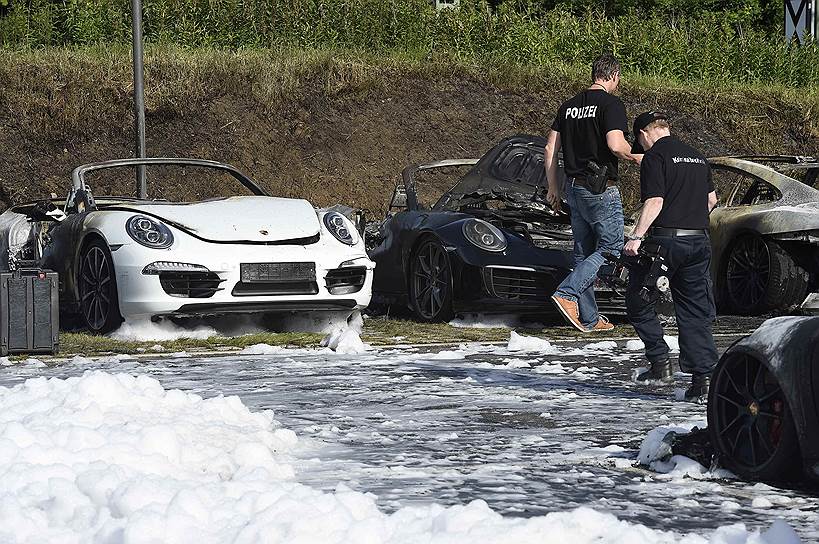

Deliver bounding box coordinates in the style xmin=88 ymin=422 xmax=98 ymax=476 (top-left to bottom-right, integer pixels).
xmin=368 ymin=135 xmax=622 ymax=322
xmin=709 ymin=156 xmax=819 ymax=316
xmin=0 ymin=158 xmax=374 ymax=333
xmin=707 ymin=316 xmax=819 ymax=483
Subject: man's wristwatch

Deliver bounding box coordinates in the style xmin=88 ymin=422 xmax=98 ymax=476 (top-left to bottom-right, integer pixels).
xmin=627 ymin=234 xmax=645 ymax=241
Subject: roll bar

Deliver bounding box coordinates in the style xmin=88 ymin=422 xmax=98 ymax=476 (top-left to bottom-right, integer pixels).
xmin=71 ymin=158 xmax=269 ymax=197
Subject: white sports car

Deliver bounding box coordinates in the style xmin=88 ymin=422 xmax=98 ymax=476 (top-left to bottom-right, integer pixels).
xmin=0 ymin=158 xmax=374 ymax=333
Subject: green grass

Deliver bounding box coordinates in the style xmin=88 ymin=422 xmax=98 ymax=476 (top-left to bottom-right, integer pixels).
xmin=59 ymin=330 xmax=326 ymax=356
xmin=1 ymin=1 xmax=817 ymax=87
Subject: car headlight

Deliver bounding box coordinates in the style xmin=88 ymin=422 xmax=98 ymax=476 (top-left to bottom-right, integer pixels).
xmin=462 ymin=218 xmax=507 ymax=252
xmin=126 ymin=215 xmax=174 ymax=249
xmin=323 ymin=211 xmax=358 ymax=246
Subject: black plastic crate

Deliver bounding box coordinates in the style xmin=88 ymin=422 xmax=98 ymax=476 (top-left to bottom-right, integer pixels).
xmin=0 ymin=269 xmax=59 ymax=357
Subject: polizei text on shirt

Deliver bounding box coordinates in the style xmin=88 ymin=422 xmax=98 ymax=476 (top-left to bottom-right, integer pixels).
xmin=565 ymin=105 xmax=598 ymax=119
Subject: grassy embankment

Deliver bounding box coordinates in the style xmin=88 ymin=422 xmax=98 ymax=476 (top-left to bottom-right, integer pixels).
xmin=2 ymin=2 xmax=818 ymax=212
xmin=2 ymin=46 xmax=818 ymax=214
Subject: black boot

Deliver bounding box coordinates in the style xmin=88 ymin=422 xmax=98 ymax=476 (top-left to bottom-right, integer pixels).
xmin=684 ymin=374 xmax=710 ymax=402
xmin=636 ymin=359 xmax=673 ymax=383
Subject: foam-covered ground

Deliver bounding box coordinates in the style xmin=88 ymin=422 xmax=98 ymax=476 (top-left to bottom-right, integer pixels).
xmin=0 ymin=334 xmax=815 ymax=543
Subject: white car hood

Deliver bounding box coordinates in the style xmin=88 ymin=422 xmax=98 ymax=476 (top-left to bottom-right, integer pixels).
xmin=126 ymin=196 xmax=320 ymax=243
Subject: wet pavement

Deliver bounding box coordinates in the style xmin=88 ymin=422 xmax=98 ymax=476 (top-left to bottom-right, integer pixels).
xmin=1 ymin=333 xmax=817 ymax=539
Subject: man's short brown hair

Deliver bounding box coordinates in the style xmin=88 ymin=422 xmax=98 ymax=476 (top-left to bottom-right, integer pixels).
xmin=592 ymin=54 xmax=621 ymax=82
xmin=644 ymin=119 xmax=670 ymax=132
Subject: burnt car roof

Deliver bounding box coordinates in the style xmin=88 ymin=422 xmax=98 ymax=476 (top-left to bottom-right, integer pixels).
xmin=709 ymin=156 xmax=819 ymax=202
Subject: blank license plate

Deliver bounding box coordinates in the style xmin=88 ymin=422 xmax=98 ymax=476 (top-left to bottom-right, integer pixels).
xmin=240 ymin=262 xmax=315 ymax=283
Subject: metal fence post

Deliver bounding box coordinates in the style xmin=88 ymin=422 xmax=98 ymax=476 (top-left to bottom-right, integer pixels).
xmin=132 ymin=0 xmax=147 ymax=198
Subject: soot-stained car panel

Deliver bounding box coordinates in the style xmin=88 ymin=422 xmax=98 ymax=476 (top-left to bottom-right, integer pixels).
xmin=369 ymin=135 xmax=621 ymax=322
xmin=708 ymin=157 xmax=819 ymax=316
xmin=707 ymin=316 xmax=819 ymax=483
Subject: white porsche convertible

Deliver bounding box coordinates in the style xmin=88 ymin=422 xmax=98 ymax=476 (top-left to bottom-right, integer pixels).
xmin=0 ymin=158 xmax=374 ymax=333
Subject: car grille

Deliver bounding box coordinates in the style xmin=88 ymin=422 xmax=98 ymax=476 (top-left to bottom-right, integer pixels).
xmin=483 ymin=267 xmax=551 ymax=301
xmin=325 ymin=266 xmax=367 ymax=295
xmin=233 ymin=262 xmax=318 ymax=296
xmin=159 ymin=272 xmax=224 ymax=298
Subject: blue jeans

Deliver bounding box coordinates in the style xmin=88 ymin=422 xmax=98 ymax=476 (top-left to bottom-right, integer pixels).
xmin=626 ymin=234 xmax=718 ymax=375
xmin=554 ymin=182 xmax=624 ymax=328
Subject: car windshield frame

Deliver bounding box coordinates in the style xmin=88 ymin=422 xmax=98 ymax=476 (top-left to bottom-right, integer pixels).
xmin=71 ymin=158 xmax=269 ymax=199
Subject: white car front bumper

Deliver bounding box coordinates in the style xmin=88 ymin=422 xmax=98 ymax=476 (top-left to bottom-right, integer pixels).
xmin=110 ymin=234 xmax=374 ymax=320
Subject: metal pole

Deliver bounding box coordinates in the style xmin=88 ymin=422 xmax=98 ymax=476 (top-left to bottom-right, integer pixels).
xmin=132 ymin=0 xmax=147 ymax=198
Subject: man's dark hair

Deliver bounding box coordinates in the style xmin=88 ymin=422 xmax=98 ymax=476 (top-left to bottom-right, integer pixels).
xmin=592 ymin=54 xmax=621 ymax=82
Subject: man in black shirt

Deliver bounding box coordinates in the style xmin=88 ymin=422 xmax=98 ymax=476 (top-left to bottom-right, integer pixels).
xmin=545 ymin=54 xmax=641 ymax=332
xmin=624 ymin=111 xmax=719 ymax=401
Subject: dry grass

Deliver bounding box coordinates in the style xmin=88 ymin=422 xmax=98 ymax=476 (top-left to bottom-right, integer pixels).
xmin=3 ymin=46 xmax=818 ymax=140
xmin=0 ymin=46 xmax=817 ymax=214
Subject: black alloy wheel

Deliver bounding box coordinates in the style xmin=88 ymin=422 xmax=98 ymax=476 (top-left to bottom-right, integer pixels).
xmin=78 ymin=240 xmax=123 ymax=334
xmin=723 ymin=235 xmax=809 ymax=315
xmin=725 ymin=235 xmax=770 ymax=314
xmin=707 ymin=353 xmax=800 ymax=481
xmin=410 ymin=238 xmax=454 ymax=322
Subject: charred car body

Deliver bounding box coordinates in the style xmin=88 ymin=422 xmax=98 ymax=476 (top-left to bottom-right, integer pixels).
xmin=368 ymin=135 xmax=622 ymax=321
xmin=708 ymin=156 xmax=819 ymax=316
xmin=0 ymin=158 xmax=374 ymax=333
xmin=707 ymin=316 xmax=819 ymax=483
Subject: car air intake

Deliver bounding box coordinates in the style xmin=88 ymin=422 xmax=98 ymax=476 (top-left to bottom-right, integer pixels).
xmin=232 ymin=262 xmax=319 ymax=296
xmin=483 ymin=267 xmax=551 ymax=301
xmin=325 ymin=266 xmax=367 ymax=295
xmin=159 ymin=271 xmax=224 ymax=298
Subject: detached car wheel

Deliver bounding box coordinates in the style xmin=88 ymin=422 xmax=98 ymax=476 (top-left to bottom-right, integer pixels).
xmin=410 ymin=238 xmax=454 ymax=322
xmin=78 ymin=239 xmax=123 ymax=334
xmin=707 ymin=352 xmax=800 ymax=481
xmin=723 ymin=235 xmax=808 ymax=315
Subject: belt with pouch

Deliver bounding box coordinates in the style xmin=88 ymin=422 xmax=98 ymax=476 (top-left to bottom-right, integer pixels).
xmin=569 ymin=177 xmax=617 ymax=191
xmin=649 ymin=227 xmax=709 ymax=237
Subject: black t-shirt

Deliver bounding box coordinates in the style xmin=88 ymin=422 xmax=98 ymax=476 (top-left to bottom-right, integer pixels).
xmin=640 ymin=136 xmax=714 ymax=229
xmin=551 ymin=89 xmax=628 ymax=181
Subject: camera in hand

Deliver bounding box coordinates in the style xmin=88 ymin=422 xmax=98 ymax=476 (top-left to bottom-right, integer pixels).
xmin=599 ymin=241 xmax=670 ymax=302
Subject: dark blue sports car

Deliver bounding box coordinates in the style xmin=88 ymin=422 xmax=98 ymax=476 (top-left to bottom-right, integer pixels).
xmin=368 ymin=134 xmax=623 ymax=322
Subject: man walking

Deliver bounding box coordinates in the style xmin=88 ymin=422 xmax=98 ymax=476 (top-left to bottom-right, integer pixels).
xmin=545 ymin=53 xmax=641 ymax=332
xmin=624 ymin=111 xmax=719 ymax=401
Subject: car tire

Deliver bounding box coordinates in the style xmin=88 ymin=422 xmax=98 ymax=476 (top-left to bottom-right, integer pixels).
xmin=707 ymin=351 xmax=801 ymax=482
xmin=409 ymin=238 xmax=454 ymax=322
xmin=723 ymin=235 xmax=808 ymax=315
xmin=78 ymin=238 xmax=123 ymax=334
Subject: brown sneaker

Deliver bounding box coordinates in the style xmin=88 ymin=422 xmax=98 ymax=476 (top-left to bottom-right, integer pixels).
xmin=588 ymin=315 xmax=615 ymax=332
xmin=551 ymin=295 xmax=586 ymax=332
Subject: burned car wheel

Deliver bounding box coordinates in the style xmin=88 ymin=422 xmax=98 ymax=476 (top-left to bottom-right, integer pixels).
xmin=707 ymin=352 xmax=800 ymax=481
xmin=78 ymin=239 xmax=123 ymax=334
xmin=410 ymin=238 xmax=454 ymax=322
xmin=723 ymin=235 xmax=808 ymax=315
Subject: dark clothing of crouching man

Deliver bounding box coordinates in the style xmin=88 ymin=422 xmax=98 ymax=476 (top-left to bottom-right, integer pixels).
xmin=624 ymin=111 xmax=719 ymax=401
